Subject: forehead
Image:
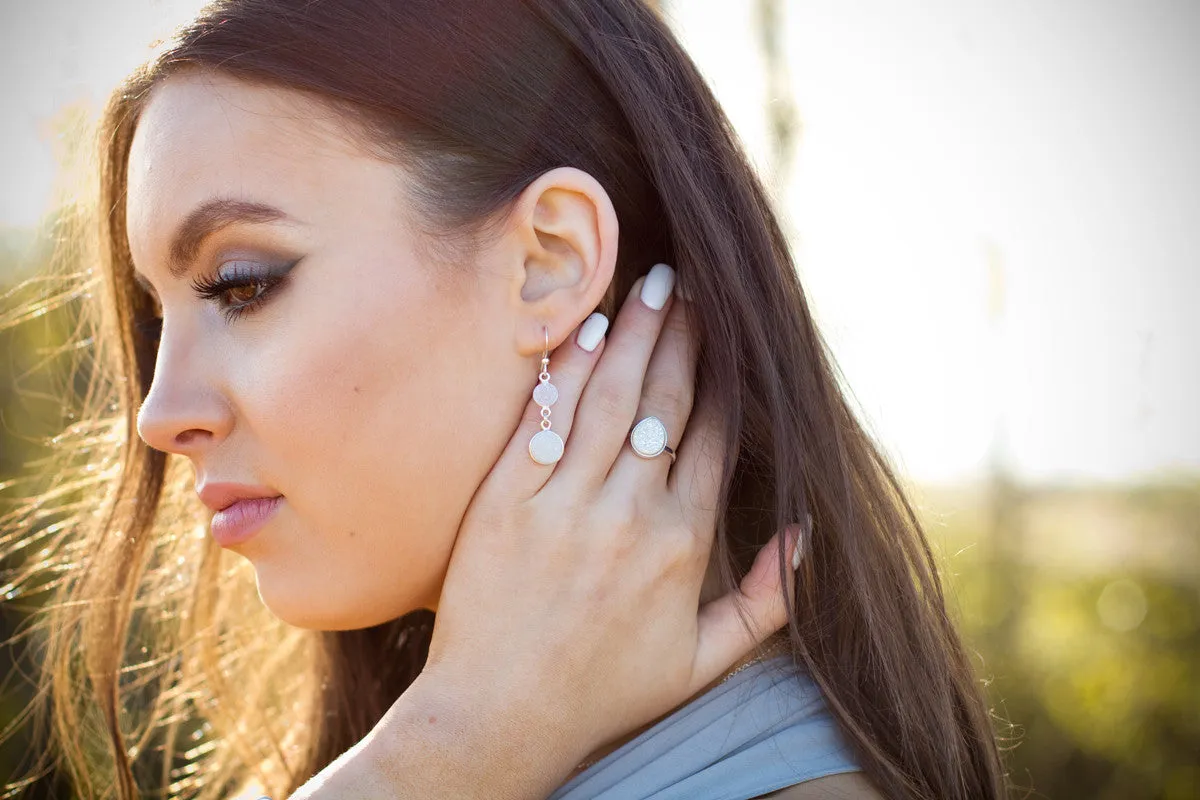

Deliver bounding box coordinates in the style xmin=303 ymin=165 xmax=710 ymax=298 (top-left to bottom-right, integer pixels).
xmin=125 ymin=70 xmax=390 ymax=267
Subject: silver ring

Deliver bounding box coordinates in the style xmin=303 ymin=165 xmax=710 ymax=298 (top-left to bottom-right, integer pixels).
xmin=629 ymin=415 xmax=676 ymax=463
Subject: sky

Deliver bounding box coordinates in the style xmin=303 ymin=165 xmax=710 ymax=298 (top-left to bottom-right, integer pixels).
xmin=1 ymin=0 xmax=1197 ymax=485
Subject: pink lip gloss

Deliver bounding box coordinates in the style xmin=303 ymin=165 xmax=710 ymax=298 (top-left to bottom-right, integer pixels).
xmin=210 ymin=496 xmax=283 ymax=547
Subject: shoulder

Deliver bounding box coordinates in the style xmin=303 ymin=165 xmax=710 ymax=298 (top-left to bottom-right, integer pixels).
xmin=751 ymin=770 xmax=884 ymax=799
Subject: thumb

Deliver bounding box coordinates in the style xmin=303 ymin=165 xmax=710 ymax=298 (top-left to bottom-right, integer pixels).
xmin=692 ymin=522 xmax=804 ymax=692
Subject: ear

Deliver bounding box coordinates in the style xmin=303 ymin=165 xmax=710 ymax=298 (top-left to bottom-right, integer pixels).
xmin=505 ymin=166 xmax=618 ymax=357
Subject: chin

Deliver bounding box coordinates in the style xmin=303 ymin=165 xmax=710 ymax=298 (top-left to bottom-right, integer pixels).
xmin=254 ymin=578 xmax=431 ymax=631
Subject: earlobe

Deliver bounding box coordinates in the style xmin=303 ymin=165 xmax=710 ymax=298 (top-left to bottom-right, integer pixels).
xmin=511 ymin=166 xmax=618 ymax=356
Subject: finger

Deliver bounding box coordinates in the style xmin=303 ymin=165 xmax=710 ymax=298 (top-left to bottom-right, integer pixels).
xmin=607 ymin=285 xmax=697 ymax=493
xmin=552 ymin=263 xmax=676 ymax=493
xmin=485 ymin=312 xmax=610 ymax=500
xmin=667 ymin=378 xmax=727 ymax=542
xmin=690 ymin=524 xmax=802 ymax=693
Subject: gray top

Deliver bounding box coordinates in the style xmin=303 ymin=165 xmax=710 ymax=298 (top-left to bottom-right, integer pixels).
xmin=546 ymin=655 xmax=862 ymax=800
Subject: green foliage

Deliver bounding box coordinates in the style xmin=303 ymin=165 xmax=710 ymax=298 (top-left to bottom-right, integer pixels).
xmin=1 ymin=223 xmax=85 ymax=799
xmin=928 ymin=479 xmax=1200 ymax=800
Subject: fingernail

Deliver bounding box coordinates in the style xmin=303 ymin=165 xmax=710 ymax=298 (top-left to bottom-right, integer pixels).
xmin=640 ymin=263 xmax=675 ymax=311
xmin=576 ymin=312 xmax=609 ymax=352
xmin=792 ymin=514 xmax=812 ymax=570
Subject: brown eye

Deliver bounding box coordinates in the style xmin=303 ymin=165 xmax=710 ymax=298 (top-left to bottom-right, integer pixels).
xmin=191 ymin=260 xmax=295 ymax=322
xmin=227 ymin=283 xmax=263 ymax=304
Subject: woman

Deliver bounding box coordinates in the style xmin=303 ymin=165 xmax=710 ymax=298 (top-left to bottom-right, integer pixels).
xmin=0 ymin=1 xmax=1008 ymax=798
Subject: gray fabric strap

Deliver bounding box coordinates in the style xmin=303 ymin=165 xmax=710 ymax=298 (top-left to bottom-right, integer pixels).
xmin=546 ymin=655 xmax=862 ymax=800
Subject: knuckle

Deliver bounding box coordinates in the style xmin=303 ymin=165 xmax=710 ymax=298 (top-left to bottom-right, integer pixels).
xmin=658 ymin=524 xmax=701 ymax=575
xmin=603 ymin=497 xmax=639 ymax=539
xmin=644 ymin=381 xmax=691 ymax=417
xmin=591 ymin=379 xmax=630 ymax=422
xmin=592 ymin=490 xmax=643 ymax=555
xmin=662 ymin=304 xmax=690 ymax=338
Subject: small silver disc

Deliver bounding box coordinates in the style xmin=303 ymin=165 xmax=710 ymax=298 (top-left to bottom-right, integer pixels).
xmin=533 ymin=382 xmax=559 ymax=407
xmin=529 ymin=429 xmax=564 ymax=465
xmin=630 ymin=416 xmax=669 ymax=458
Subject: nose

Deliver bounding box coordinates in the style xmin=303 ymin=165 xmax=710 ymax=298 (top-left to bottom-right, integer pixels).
xmin=135 ymin=327 xmax=233 ymax=456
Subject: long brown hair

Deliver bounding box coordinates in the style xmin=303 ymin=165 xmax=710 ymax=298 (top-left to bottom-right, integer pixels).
xmin=1 ymin=1 xmax=1010 ymax=797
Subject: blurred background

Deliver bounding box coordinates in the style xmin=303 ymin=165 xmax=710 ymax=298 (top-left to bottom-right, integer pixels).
xmin=1 ymin=1 xmax=1197 ymax=798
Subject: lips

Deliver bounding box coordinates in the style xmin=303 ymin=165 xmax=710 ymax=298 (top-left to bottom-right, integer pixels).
xmin=197 ymin=481 xmax=281 ymax=513
xmin=197 ymin=482 xmax=283 ymax=547
xmin=209 ymin=496 xmax=283 ymax=547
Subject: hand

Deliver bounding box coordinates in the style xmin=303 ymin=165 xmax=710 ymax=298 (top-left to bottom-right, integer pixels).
xmin=286 ymin=265 xmax=802 ymax=799
xmin=407 ymin=264 xmax=803 ymax=793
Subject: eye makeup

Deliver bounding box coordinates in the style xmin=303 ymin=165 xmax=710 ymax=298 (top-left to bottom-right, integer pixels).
xmin=189 ymin=258 xmax=299 ymax=323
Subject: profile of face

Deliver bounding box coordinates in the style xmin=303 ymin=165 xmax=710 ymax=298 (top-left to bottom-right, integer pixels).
xmin=128 ymin=69 xmax=618 ymax=630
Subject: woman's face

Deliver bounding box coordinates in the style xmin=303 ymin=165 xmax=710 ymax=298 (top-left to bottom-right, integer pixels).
xmin=127 ymin=70 xmax=613 ymax=629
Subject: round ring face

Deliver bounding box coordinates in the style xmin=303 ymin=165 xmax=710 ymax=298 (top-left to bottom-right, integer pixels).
xmin=529 ymin=429 xmax=565 ymax=465
xmin=630 ymin=416 xmax=669 ymax=458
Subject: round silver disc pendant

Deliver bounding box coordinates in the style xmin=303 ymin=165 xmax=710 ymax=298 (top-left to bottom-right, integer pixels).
xmin=533 ymin=381 xmax=559 ymax=407
xmin=630 ymin=416 xmax=669 ymax=458
xmin=529 ymin=429 xmax=564 ymax=465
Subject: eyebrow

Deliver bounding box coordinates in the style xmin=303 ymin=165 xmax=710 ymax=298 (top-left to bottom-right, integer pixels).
xmin=131 ymin=198 xmax=300 ymax=295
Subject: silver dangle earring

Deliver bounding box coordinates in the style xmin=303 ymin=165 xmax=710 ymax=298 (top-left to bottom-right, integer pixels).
xmin=528 ymin=325 xmax=564 ymax=465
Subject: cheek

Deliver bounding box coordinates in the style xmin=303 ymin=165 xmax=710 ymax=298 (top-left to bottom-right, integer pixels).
xmin=244 ymin=261 xmax=447 ymax=524
xmin=230 ymin=254 xmax=527 ymax=623
xmin=237 ymin=243 xmax=441 ymax=453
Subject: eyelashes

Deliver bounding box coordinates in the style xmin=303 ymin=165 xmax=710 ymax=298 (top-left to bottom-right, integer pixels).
xmin=192 ymin=260 xmax=297 ymax=326
xmin=190 ymin=266 xmax=286 ymax=321
xmin=133 ymin=260 xmax=295 ymax=342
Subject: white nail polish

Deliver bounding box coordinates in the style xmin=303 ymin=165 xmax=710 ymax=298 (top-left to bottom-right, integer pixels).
xmin=576 ymin=312 xmax=609 ymax=352
xmin=640 ymin=263 xmax=675 ymax=311
xmin=793 ymin=513 xmax=812 ymax=570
